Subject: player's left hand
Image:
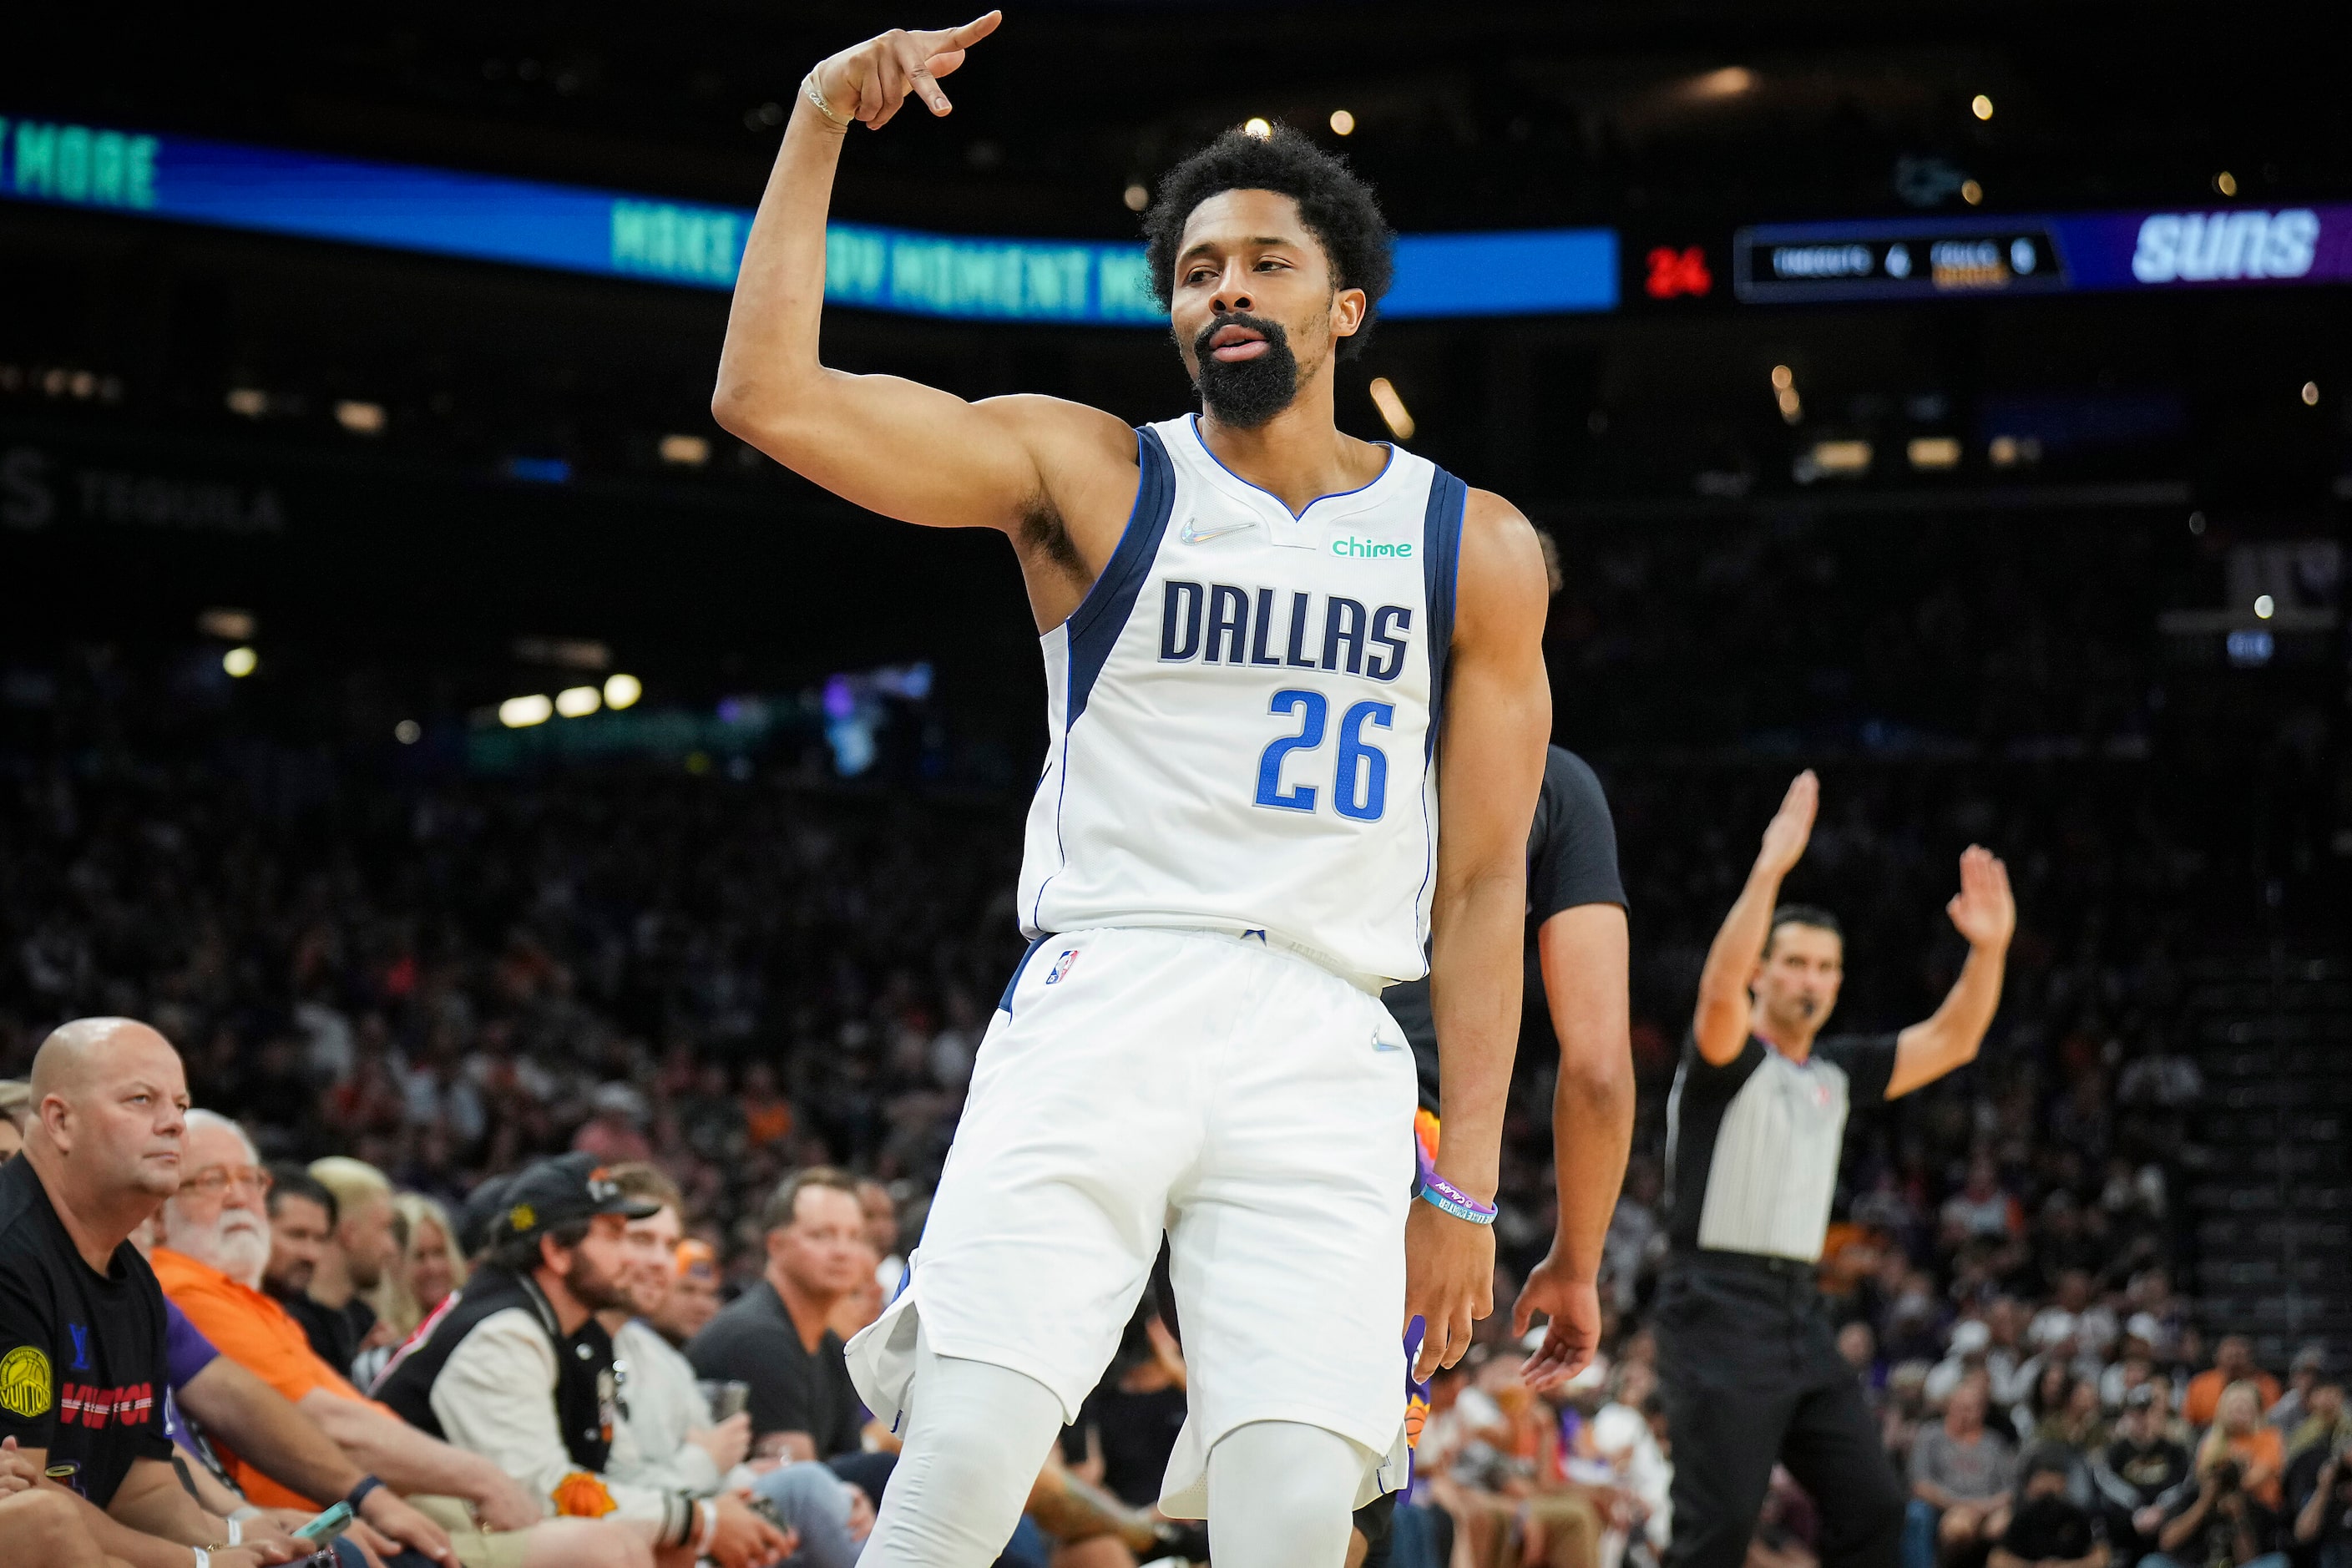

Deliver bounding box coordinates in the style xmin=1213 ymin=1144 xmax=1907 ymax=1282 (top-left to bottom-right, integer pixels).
xmin=1945 ymin=844 xmax=2015 ymax=953
xmin=1512 ymin=1252 xmax=1601 ymax=1392
xmin=1404 ymin=1199 xmax=1495 ymax=1379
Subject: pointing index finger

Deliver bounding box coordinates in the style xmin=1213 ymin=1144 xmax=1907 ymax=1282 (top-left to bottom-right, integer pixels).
xmin=920 ymin=11 xmax=1003 ymax=51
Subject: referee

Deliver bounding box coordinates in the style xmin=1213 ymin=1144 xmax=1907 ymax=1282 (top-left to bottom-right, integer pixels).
xmin=1660 ymin=771 xmax=2015 ymax=1568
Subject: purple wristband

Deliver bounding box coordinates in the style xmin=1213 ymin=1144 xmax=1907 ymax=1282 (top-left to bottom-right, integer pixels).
xmin=1416 ymin=1172 xmax=1498 ymax=1225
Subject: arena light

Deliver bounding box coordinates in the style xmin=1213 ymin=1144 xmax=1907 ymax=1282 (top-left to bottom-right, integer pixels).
xmin=499 ymin=694 xmax=554 ymax=728
xmin=658 ymin=433 xmax=711 ymax=467
xmin=1961 ymin=180 xmax=1984 ymax=206
xmin=225 ymin=387 xmax=268 ymax=417
xmin=2302 ymin=381 xmax=2320 ymax=406
xmin=335 ymin=399 xmax=387 ymax=435
xmin=1367 ymin=377 xmax=1415 ymax=441
xmin=1970 ymin=94 xmax=1995 ymax=121
xmin=603 ymin=672 xmax=644 ymax=711
xmin=1771 ymin=366 xmax=1801 ymax=425
xmin=1808 ymin=439 xmax=1873 ymax=475
xmin=394 ymin=720 xmax=422 ymax=744
xmin=2215 ymin=171 xmax=2238 ymax=197
xmin=1242 ymin=118 xmax=1272 ymax=139
xmin=2254 ymin=594 xmax=2275 ymax=620
xmin=1907 ymin=436 xmax=1962 ymax=470
xmin=221 ymin=646 xmax=258 ymax=678
xmin=1328 ymin=109 xmax=1355 ymax=136
xmin=197 ymin=607 xmax=255 ymax=641
xmin=555 ymin=685 xmax=602 ymax=718
xmin=1123 ymin=183 xmax=1148 ymax=212
xmin=1693 ymin=67 xmax=1755 ymax=99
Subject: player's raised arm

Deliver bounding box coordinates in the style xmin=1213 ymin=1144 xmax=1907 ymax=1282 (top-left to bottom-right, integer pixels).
xmin=1885 ymin=846 xmax=2014 ymax=1097
xmin=1408 ymin=488 xmax=1550 ymax=1377
xmin=711 ymin=14 xmax=1133 ymax=544
xmin=1692 ymin=770 xmax=1818 ymax=1065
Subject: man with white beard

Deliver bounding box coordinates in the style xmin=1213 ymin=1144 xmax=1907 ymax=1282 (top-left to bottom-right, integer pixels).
xmin=154 ymin=1109 xmax=650 ymax=1568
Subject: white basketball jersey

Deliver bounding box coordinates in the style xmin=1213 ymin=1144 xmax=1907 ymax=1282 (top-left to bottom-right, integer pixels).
xmin=1017 ymin=414 xmax=1466 ymax=988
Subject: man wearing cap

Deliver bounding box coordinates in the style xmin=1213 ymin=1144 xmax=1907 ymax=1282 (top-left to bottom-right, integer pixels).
xmin=376 ymin=1154 xmax=792 ymax=1568
xmin=2094 ymin=1385 xmax=2193 ymax=1559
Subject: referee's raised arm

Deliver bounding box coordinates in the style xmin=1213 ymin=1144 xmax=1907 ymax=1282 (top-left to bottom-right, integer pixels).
xmin=1692 ymin=771 xmax=1817 ymax=1064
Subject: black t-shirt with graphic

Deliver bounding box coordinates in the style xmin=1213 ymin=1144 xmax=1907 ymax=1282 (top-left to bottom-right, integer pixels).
xmin=1387 ymin=745 xmax=1626 ymax=1110
xmin=0 ymin=1156 xmax=174 ymax=1506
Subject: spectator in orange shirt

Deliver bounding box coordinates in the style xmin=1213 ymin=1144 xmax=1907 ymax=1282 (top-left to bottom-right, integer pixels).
xmin=2188 ymin=1338 xmax=2283 ymax=1430
xmin=154 ymin=1108 xmax=650 ymax=1568
xmin=2197 ymin=1382 xmax=2288 ymax=1511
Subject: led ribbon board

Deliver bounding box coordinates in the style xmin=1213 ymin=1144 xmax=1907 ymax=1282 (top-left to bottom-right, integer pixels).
xmin=0 ymin=113 xmax=1618 ymax=322
xmin=1735 ymin=205 xmax=2352 ymax=303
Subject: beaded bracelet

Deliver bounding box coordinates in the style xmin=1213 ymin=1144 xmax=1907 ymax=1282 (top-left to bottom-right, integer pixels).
xmin=1416 ymin=1172 xmax=1498 ymax=1226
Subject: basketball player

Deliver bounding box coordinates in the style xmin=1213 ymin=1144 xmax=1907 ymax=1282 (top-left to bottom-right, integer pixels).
xmin=711 ymin=15 xmax=1551 ymax=1567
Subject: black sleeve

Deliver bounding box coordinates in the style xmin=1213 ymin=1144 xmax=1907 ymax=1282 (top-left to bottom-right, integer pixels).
xmin=0 ymin=1255 xmax=60 ymax=1452
xmin=1815 ymin=1033 xmax=1901 ymax=1105
xmin=1526 ymin=747 xmax=1626 ymax=925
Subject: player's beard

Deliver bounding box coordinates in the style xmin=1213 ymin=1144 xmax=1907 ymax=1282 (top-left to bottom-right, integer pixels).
xmin=1191 ymin=311 xmax=1300 ymax=428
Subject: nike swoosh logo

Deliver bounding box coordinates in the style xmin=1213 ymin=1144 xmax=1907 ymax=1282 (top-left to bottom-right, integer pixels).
xmin=1179 ymin=513 xmax=1256 ymax=544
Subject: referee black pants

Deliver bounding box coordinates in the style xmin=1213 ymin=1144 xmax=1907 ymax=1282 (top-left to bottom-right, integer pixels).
xmin=1656 ymin=1254 xmax=1904 ymax=1568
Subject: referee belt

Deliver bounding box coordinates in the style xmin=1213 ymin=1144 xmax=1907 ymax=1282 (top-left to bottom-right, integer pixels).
xmin=1670 ymin=1247 xmax=1819 ymax=1284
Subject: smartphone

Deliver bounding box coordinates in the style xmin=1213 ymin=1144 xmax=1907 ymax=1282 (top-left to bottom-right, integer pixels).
xmin=293 ymin=1501 xmax=356 ymax=1542
xmin=715 ymin=1381 xmax=751 ymax=1422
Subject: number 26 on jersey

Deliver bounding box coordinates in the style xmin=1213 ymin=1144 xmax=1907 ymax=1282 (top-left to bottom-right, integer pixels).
xmin=1255 ymin=689 xmax=1393 ymax=822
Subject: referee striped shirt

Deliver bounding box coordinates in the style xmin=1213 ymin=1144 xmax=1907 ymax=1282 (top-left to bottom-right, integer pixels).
xmin=1664 ymin=1031 xmax=1898 ymax=1263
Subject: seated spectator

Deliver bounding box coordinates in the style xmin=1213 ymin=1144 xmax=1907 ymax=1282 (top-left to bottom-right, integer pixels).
xmin=1992 ymin=1448 xmax=2110 ymax=1568
xmin=2037 ymin=1378 xmax=2112 ymax=1457
xmin=1943 ymin=1159 xmax=2022 ymax=1244
xmin=2198 ymin=1384 xmax=2287 ymax=1513
xmin=2093 ymin=1386 xmax=2193 ymax=1559
xmin=375 ymin=1152 xmax=791 ymax=1566
xmin=603 ymin=1162 xmax=868 ymax=1566
xmin=154 ymin=1110 xmax=643 ymax=1567
xmin=686 ymin=1170 xmax=870 ymax=1464
xmin=1063 ymin=1297 xmax=1190 ymax=1511
xmin=1932 ymin=1320 xmax=1996 ymax=1408
xmin=2285 ymin=1380 xmax=2347 ymax=1464
xmin=0 ymin=1075 xmax=28 ymax=1156
xmin=1910 ymin=1380 xmax=2018 ymax=1568
xmin=2149 ymin=1457 xmax=2285 ymax=1568
xmin=154 ymin=1290 xmax=459 ymax=1568
xmin=2266 ymin=1348 xmax=2328 ymax=1435
xmin=299 ymin=1156 xmax=402 ymax=1381
xmin=2188 ymin=1340 xmax=2281 ymax=1431
xmin=572 ymin=1085 xmax=655 ymax=1164
xmin=1 ymin=1018 xmax=298 ymax=1568
xmin=649 ymin=1240 xmax=724 ymax=1346
xmin=2287 ymin=1425 xmax=2350 ymax=1568
xmin=354 ymin=1194 xmax=467 ymax=1388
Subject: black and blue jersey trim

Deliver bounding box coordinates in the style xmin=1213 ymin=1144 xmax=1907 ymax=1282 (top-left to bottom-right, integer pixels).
xmin=1419 ymin=465 xmax=1468 ymax=761
xmin=1063 ymin=425 xmax=1178 ymax=727
xmin=997 ymin=932 xmax=1053 ymax=1014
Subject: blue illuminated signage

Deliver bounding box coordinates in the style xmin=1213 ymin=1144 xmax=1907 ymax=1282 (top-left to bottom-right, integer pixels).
xmin=1735 ymin=204 xmax=2352 ymax=302
xmin=0 ymin=113 xmax=1617 ymax=323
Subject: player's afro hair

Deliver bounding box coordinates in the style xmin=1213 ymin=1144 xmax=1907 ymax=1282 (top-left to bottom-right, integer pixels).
xmin=1141 ymin=125 xmax=1394 ymax=358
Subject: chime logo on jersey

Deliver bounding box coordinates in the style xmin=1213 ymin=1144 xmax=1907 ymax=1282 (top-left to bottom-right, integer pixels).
xmin=1044 ymin=949 xmax=1080 ymax=985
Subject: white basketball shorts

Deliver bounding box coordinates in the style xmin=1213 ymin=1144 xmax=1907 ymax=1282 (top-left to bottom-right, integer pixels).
xmin=843 ymin=924 xmax=1419 ymax=1517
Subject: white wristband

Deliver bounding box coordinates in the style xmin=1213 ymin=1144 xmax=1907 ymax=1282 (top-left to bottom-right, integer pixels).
xmin=693 ymin=1498 xmax=718 ymax=1555
xmin=225 ymin=1515 xmax=243 ymax=1545
xmin=191 ymin=1550 xmax=211 ymax=1568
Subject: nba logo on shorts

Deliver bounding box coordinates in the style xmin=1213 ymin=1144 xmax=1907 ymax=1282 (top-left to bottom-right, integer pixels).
xmin=1044 ymin=949 xmax=1080 ymax=985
